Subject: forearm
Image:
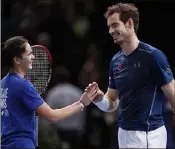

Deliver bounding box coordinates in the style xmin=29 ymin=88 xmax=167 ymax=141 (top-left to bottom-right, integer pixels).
xmin=50 ymin=101 xmax=84 ymax=121
xmin=167 ymin=81 xmax=175 ymax=114
xmin=107 ymin=97 xmax=119 ymax=112
xmin=169 ymin=98 xmax=175 ymax=114
xmin=170 ymin=82 xmax=175 ymax=113
xmin=161 ymin=80 xmax=175 ymax=114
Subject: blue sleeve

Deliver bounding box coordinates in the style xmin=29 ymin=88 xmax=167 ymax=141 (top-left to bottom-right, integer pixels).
xmin=21 ymin=81 xmax=44 ymax=111
xmin=108 ymin=60 xmax=117 ymax=89
xmin=150 ymin=50 xmax=174 ymax=86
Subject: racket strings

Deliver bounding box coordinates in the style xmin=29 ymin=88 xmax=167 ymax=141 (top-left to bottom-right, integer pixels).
xmin=25 ymin=47 xmax=51 ymax=94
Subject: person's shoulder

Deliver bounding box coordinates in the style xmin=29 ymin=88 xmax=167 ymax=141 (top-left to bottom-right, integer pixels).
xmin=9 ymin=75 xmax=34 ymax=90
xmin=1 ymin=73 xmax=26 ymax=87
xmin=21 ymin=79 xmax=34 ymax=89
xmin=138 ymin=41 xmax=156 ymax=52
xmin=139 ymin=41 xmax=162 ymax=54
xmin=1 ymin=74 xmax=8 ymax=83
xmin=1 ymin=74 xmax=34 ymax=94
xmin=139 ymin=41 xmax=167 ymax=61
xmin=1 ymin=76 xmax=7 ymax=88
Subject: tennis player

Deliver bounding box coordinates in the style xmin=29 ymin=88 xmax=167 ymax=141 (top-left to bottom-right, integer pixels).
xmin=85 ymin=3 xmax=175 ymax=148
xmin=1 ymin=36 xmax=98 ymax=148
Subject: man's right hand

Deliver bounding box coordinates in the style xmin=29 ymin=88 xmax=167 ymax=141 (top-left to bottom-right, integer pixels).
xmin=85 ymin=82 xmax=104 ymax=103
xmin=80 ymin=83 xmax=98 ymax=107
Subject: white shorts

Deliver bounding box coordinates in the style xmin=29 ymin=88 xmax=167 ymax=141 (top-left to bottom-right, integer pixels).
xmin=118 ymin=125 xmax=167 ymax=148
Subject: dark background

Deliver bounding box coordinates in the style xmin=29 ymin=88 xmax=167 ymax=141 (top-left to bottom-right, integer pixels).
xmin=2 ymin=0 xmax=175 ymax=148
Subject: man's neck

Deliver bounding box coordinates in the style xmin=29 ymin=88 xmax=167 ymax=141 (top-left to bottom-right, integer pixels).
xmin=120 ymin=34 xmax=140 ymax=56
xmin=11 ymin=68 xmax=25 ymax=78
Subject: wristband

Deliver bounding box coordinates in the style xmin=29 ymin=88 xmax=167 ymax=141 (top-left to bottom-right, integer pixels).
xmin=79 ymin=100 xmax=85 ymax=110
xmin=93 ymin=97 xmax=110 ymax=111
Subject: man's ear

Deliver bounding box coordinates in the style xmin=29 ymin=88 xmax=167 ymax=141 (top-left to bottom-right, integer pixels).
xmin=13 ymin=56 xmax=21 ymax=65
xmin=126 ymin=18 xmax=134 ymax=29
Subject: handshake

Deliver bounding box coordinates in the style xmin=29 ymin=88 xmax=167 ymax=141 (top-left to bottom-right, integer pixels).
xmin=79 ymin=82 xmax=104 ymax=107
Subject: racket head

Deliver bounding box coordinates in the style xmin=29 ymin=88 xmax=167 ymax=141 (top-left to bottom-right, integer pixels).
xmin=25 ymin=45 xmax=52 ymax=95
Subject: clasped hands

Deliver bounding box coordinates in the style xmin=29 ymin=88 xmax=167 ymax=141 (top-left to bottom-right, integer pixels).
xmin=79 ymin=82 xmax=104 ymax=107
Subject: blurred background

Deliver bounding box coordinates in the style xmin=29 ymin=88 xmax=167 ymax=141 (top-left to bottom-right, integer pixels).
xmin=2 ymin=0 xmax=175 ymax=148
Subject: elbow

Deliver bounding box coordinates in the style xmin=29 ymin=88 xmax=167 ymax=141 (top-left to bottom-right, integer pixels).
xmin=46 ymin=109 xmax=60 ymax=122
xmin=36 ymin=103 xmax=63 ymax=122
xmin=48 ymin=116 xmax=58 ymax=122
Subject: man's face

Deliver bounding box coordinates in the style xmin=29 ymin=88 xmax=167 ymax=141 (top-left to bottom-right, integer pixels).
xmin=107 ymin=12 xmax=132 ymax=44
xmin=19 ymin=43 xmax=35 ymax=71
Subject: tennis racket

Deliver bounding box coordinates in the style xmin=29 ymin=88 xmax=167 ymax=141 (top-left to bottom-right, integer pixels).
xmin=25 ymin=45 xmax=52 ymax=96
xmin=24 ymin=45 xmax=52 ymax=147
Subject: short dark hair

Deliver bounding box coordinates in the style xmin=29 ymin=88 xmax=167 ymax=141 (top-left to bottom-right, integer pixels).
xmin=104 ymin=3 xmax=139 ymax=33
xmin=2 ymin=36 xmax=28 ymax=68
